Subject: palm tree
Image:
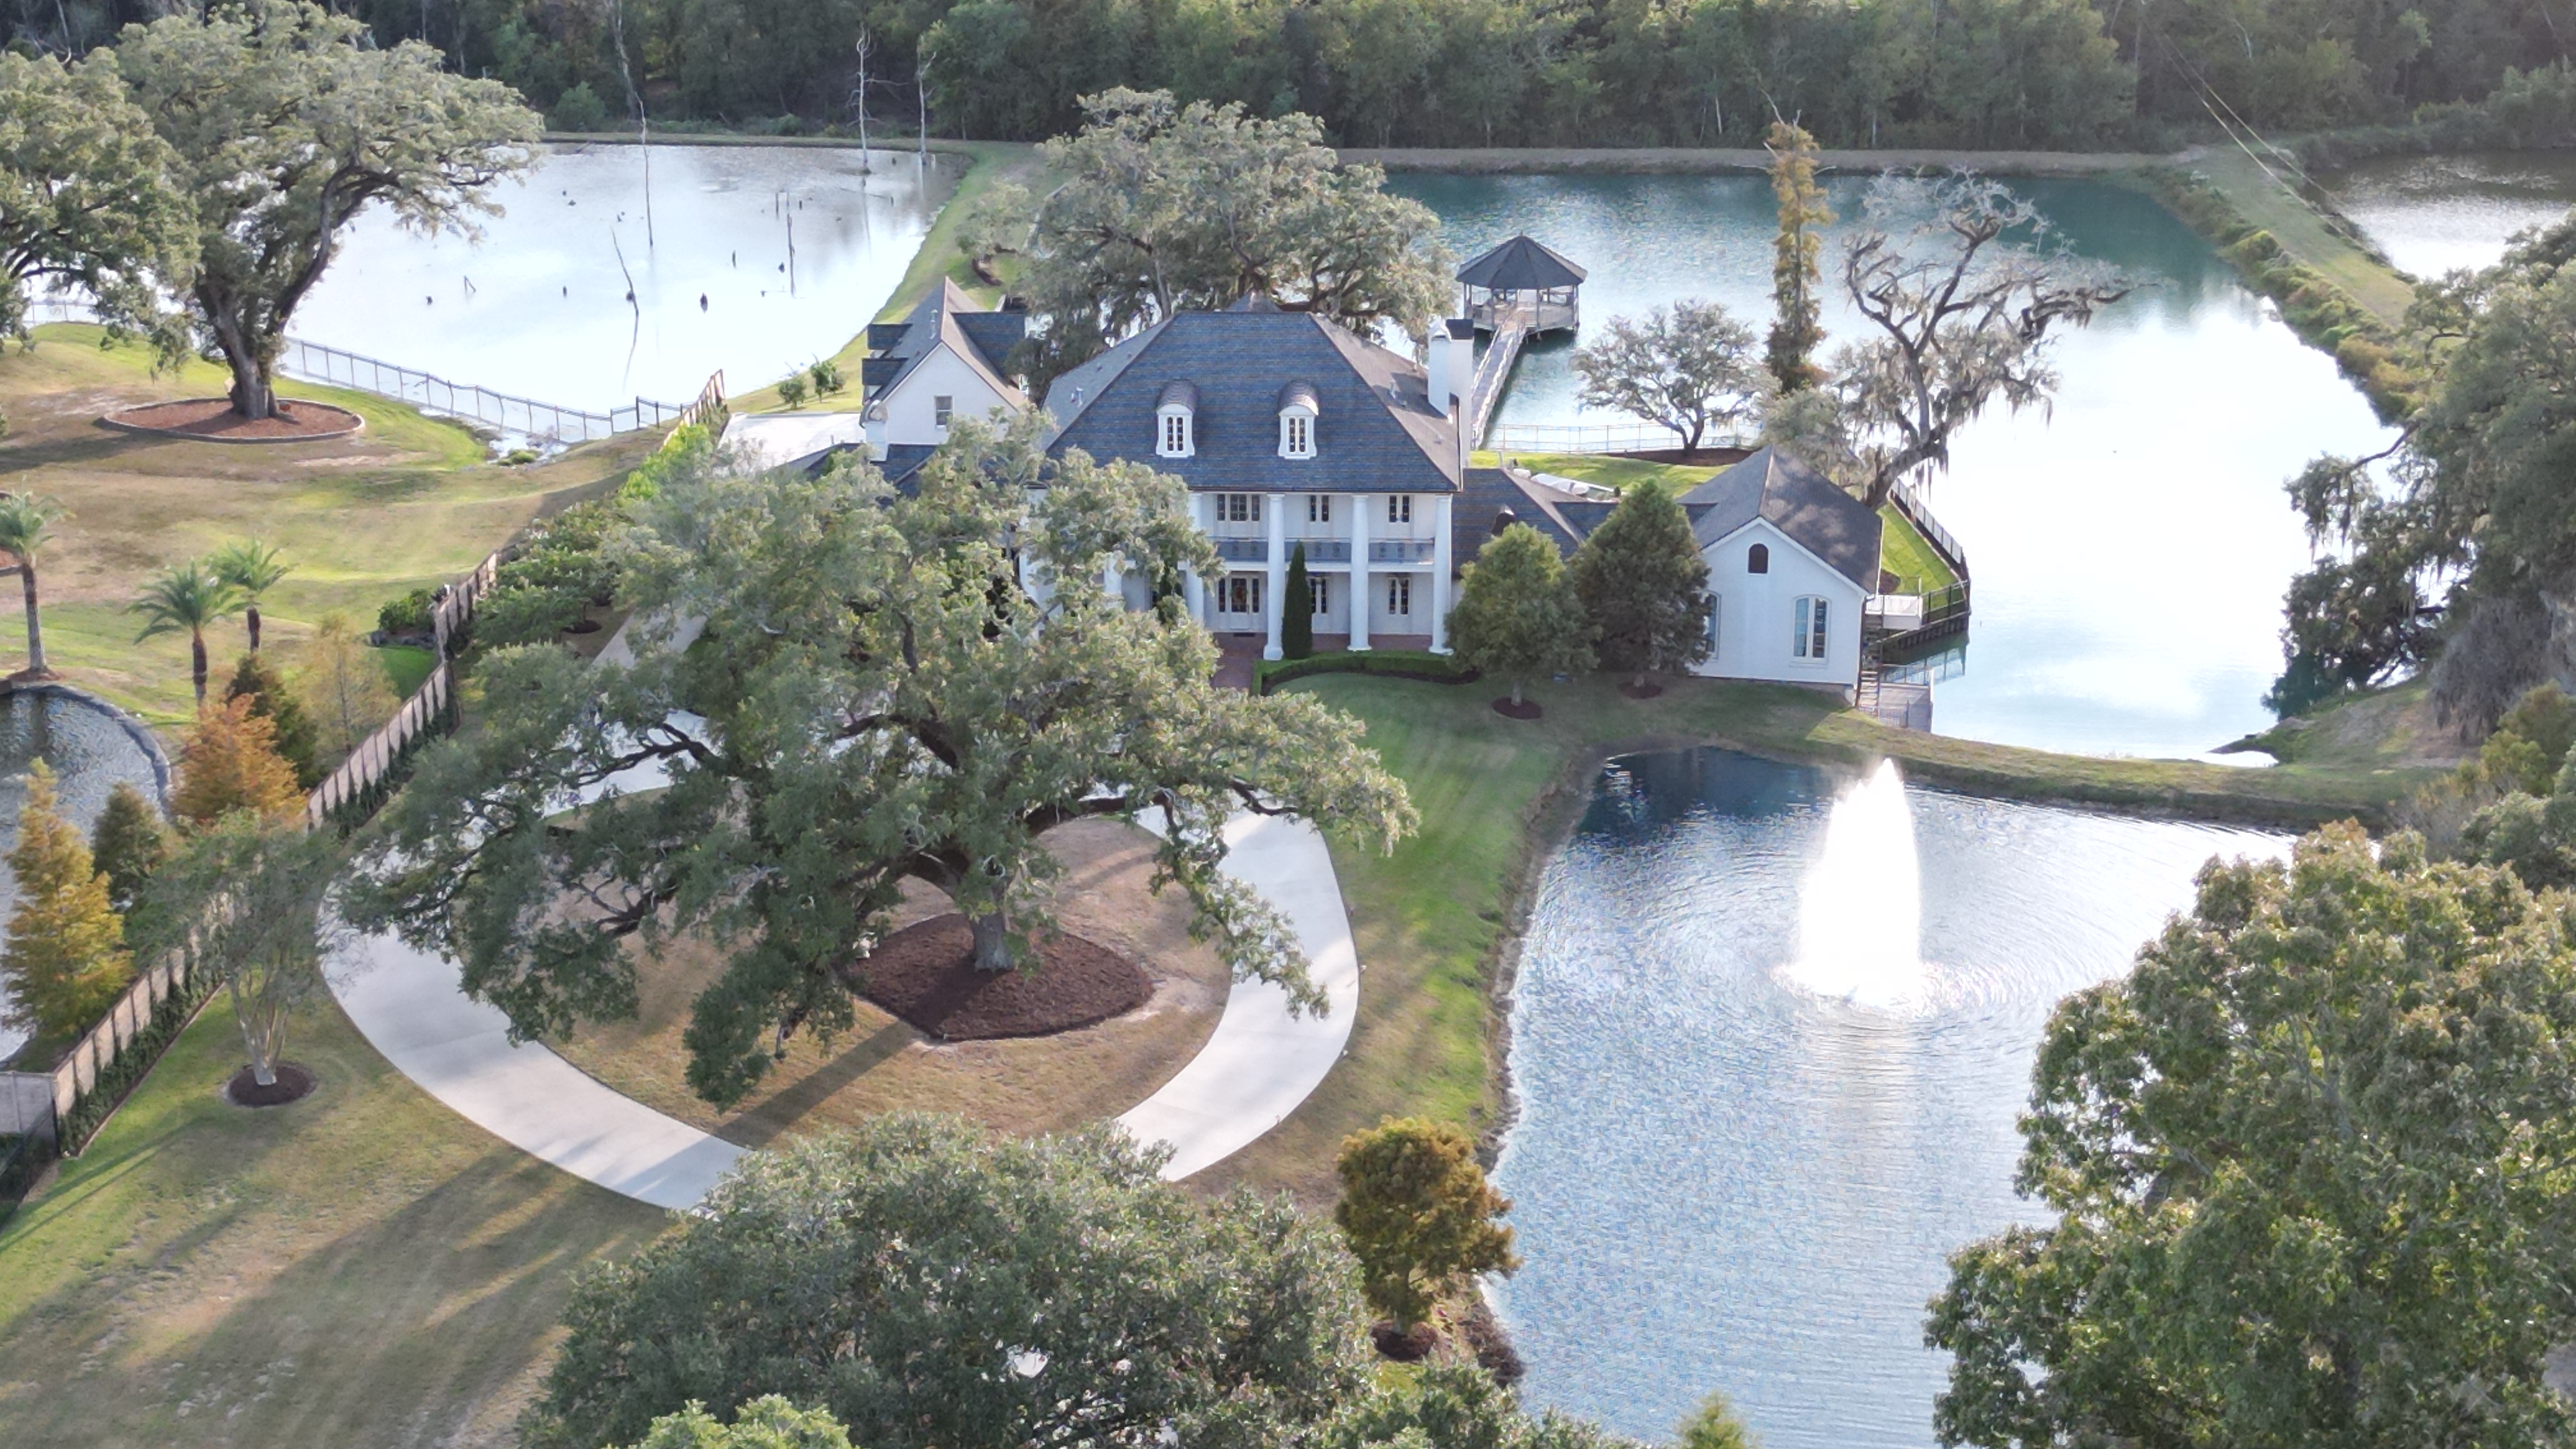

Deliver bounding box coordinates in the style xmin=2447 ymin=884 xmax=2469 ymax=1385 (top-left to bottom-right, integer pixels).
xmin=209 ymin=539 xmax=292 ymax=650
xmin=0 ymin=494 xmax=65 ymax=680
xmin=132 ymin=560 xmax=245 ymax=707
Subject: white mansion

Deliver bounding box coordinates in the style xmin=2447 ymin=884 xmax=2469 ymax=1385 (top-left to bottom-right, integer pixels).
xmin=857 ymin=279 xmax=1880 ymax=691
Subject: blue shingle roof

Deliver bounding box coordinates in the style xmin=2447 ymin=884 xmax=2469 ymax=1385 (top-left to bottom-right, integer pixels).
xmin=1042 ymin=310 xmax=1459 ymax=494
xmin=1678 ymin=447 xmax=1881 ymax=587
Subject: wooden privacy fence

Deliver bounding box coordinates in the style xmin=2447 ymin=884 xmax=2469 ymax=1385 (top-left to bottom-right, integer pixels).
xmin=40 ymin=933 xmax=217 ymax=1156
xmin=302 ymin=663 xmax=456 ymax=832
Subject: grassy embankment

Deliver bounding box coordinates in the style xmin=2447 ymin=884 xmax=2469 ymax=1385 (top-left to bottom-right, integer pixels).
xmin=2131 ymin=148 xmax=2423 ymax=417
xmin=0 ymin=325 xmax=657 ymax=736
xmin=723 ymin=141 xmax=1046 ymax=417
xmin=1204 ymin=670 xmax=2441 ymax=1201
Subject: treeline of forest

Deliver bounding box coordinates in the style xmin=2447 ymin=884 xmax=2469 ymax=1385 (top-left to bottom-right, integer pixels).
xmin=13 ymin=0 xmax=2571 ymax=151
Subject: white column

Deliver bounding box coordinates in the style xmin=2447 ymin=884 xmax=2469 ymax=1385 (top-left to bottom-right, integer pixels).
xmin=1185 ymin=493 xmax=1211 ymax=628
xmin=1429 ymin=493 xmax=1455 ymax=654
xmin=1102 ymin=558 xmax=1123 ymax=606
xmin=1262 ymin=494 xmax=1287 ymax=661
xmin=1347 ymin=492 xmax=1371 ymax=651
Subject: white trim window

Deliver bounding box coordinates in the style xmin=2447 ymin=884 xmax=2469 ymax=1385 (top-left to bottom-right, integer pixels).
xmin=1386 ymin=575 xmax=1413 ymax=616
xmin=1217 ymin=493 xmax=1262 ymax=524
xmin=1158 ymin=407 xmax=1194 ymax=457
xmin=1792 ymin=595 xmax=1828 ymax=659
xmin=1307 ymin=494 xmax=1332 ymax=523
xmin=1309 ymin=574 xmax=1330 ymax=617
xmin=1707 ymin=595 xmax=1721 ymax=657
xmin=1220 ymin=575 xmax=1264 ymax=617
xmin=1387 ymin=495 xmax=1413 ymax=525
xmin=1280 ymin=410 xmax=1315 ymax=458
xmin=933 ymin=395 xmax=955 ymax=428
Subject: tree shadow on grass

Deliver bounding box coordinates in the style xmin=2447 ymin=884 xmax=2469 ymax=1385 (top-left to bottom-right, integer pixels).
xmin=718 ymin=1019 xmax=917 ymax=1149
xmin=20 ymin=1146 xmax=666 ymax=1449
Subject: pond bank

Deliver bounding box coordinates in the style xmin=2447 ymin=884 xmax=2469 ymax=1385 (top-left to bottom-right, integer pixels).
xmin=1193 ymin=671 xmax=2437 ymax=1202
xmin=1344 ymin=145 xmax=2180 ymax=174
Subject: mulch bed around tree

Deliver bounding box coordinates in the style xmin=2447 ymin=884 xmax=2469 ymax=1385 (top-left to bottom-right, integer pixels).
xmin=846 ymin=914 xmax=1151 ymax=1040
xmin=223 ymin=1061 xmax=317 ymax=1108
xmin=1491 ymin=696 xmax=1544 ymax=719
xmin=103 ymin=397 xmax=364 ymax=443
xmin=1618 ymin=679 xmax=1665 ymax=700
xmin=1370 ymin=1321 xmax=1440 ymax=1361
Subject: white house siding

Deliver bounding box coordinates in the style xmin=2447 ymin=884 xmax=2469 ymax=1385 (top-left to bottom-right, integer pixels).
xmin=878 ymin=345 xmax=1013 ymax=448
xmin=1694 ymin=518 xmax=1866 ymax=690
xmin=1366 ymin=569 xmax=1432 ymax=639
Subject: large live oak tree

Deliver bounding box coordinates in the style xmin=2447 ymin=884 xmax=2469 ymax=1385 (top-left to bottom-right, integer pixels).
xmin=111 ymin=1 xmax=539 ymax=420
xmin=0 ymin=51 xmax=194 ymax=353
xmin=348 ymin=418 xmax=1414 ymax=1105
xmin=1012 ymin=88 xmax=1451 ymax=386
xmin=1928 ymin=823 xmax=2576 ymax=1449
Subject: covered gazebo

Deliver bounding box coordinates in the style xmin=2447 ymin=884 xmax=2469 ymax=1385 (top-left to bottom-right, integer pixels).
xmin=1455 ymin=234 xmax=1584 ymax=335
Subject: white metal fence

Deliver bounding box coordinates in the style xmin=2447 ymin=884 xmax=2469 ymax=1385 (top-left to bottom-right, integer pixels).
xmin=1489 ymin=421 xmax=1751 ymax=455
xmin=279 ymin=339 xmax=691 ymax=445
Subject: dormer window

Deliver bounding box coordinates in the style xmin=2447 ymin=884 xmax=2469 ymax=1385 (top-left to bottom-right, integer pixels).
xmin=1156 ymin=380 xmax=1197 ymax=458
xmin=1278 ymin=381 xmax=1319 ymax=459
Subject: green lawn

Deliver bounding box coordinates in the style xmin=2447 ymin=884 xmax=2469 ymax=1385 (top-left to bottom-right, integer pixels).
xmin=0 ymin=1000 xmax=666 ymax=1447
xmin=0 ymin=325 xmax=659 ymax=733
xmin=1877 ymin=505 xmax=1959 ymax=593
xmin=1482 ymin=451 xmax=1721 ymax=493
xmin=2185 ymin=151 xmax=2418 ymax=325
xmin=1195 ymin=671 xmax=2438 ymax=1201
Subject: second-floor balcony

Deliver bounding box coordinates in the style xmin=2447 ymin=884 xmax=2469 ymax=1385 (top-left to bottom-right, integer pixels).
xmin=1369 ymin=539 xmax=1438 ymax=564
xmin=1214 ymin=537 xmax=1268 ymax=563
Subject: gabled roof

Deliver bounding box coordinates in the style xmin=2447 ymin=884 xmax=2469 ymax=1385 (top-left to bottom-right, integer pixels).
xmin=1679 ymin=447 xmax=1881 ymax=588
xmin=870 ymin=279 xmax=1027 ymax=408
xmin=1041 ymin=310 xmax=1460 ymax=494
xmin=1456 ymin=235 xmax=1586 ymax=291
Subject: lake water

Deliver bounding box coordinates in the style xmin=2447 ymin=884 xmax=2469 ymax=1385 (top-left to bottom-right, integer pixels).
xmin=2322 ymin=150 xmax=2576 ymax=277
xmin=1391 ymin=173 xmax=2394 ymax=760
xmin=1494 ymin=749 xmax=2283 ymax=1448
xmin=292 ymin=142 xmax=958 ymax=410
xmin=0 ymin=693 xmax=162 ymax=1066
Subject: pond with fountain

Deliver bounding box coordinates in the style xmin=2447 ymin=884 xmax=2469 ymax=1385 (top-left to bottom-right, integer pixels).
xmin=1495 ymin=749 xmax=2284 ymax=1448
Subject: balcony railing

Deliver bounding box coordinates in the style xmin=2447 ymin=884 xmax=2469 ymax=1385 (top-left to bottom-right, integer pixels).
xmin=1288 ymin=539 xmax=1351 ymax=563
xmin=1369 ymin=539 xmax=1438 ymax=564
xmin=1214 ymin=537 xmax=1268 ymax=563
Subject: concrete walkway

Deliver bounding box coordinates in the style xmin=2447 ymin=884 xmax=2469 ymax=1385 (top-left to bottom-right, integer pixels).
xmin=328 ymin=749 xmax=1359 ymax=1207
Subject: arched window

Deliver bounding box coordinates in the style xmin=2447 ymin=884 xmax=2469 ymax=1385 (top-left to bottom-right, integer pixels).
xmin=1792 ymin=596 xmax=1829 ymax=659
xmin=1278 ymin=381 xmax=1319 ymax=459
xmin=1156 ymin=381 xmax=1197 ymax=458
xmin=1747 ymin=542 xmax=1770 ymax=574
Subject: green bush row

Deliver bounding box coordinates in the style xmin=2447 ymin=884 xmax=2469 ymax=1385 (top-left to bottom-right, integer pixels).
xmin=1257 ymin=649 xmax=1478 ymax=694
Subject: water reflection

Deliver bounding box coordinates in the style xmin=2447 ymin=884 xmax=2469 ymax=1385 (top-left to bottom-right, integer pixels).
xmin=2322 ymin=150 xmax=2576 ymax=277
xmin=293 ymin=143 xmax=959 ymax=410
xmin=0 ymin=694 xmax=161 ymax=1064
xmin=1390 ymin=173 xmax=2395 ymax=760
xmin=1494 ymin=747 xmax=2283 ymax=1449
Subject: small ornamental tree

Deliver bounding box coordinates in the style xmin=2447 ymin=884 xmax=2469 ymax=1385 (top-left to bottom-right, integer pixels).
xmin=0 ymin=761 xmax=132 ymax=1041
xmin=1569 ymin=479 xmax=1713 ymax=689
xmin=296 ymin=610 xmax=397 ymax=761
xmin=1445 ymin=523 xmax=1593 ymax=712
xmin=225 ymin=651 xmax=320 ymax=788
xmin=1675 ymin=1392 xmax=1759 ymax=1449
xmin=141 ymin=811 xmax=341 ymax=1090
xmin=1333 ymin=1116 xmax=1519 ymax=1331
xmin=623 ymin=1398 xmax=855 ymax=1449
xmin=1570 ymin=300 xmax=1768 ymax=454
xmin=171 ymin=695 xmax=305 ymax=827
xmin=520 ymin=1116 xmax=1369 ymax=1449
xmin=1284 ymin=542 xmax=1314 ymax=659
xmin=89 ymin=780 xmax=169 ymax=915
xmin=1929 ymin=824 xmax=2576 ymax=1449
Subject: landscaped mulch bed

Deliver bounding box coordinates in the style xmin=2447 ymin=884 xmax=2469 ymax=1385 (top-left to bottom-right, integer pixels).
xmin=1492 ymin=696 xmax=1544 ymax=719
xmin=224 ymin=1061 xmax=317 ymax=1107
xmin=104 ymin=397 xmax=364 ymax=443
xmin=847 ymin=914 xmax=1151 ymax=1040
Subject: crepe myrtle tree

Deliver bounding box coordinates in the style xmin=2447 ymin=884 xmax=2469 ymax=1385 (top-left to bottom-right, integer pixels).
xmin=111 ymin=1 xmax=540 ymax=420
xmin=1811 ymin=173 xmax=2129 ymax=509
xmin=140 ymin=810 xmax=344 ymax=1091
xmin=347 ymin=415 xmax=1416 ymax=1105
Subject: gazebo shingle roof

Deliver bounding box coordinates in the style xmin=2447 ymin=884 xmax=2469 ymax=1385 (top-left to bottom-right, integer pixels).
xmin=1455 ymin=235 xmax=1587 ymax=291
